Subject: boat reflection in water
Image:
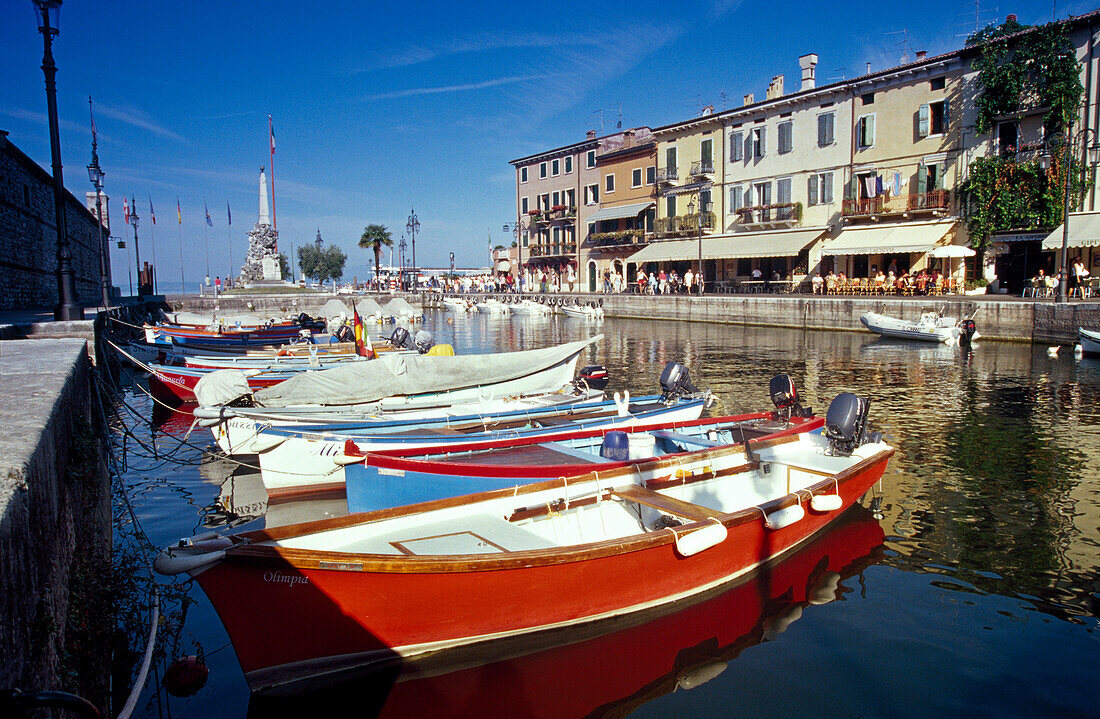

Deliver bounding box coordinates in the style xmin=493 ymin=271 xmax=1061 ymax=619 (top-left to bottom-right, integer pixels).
xmin=246 ymin=505 xmax=885 ymax=719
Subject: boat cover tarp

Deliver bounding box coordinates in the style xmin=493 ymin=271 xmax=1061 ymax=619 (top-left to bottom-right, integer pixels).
xmin=318 ymin=299 xmax=352 ymax=319
xmin=164 ymin=311 xmax=271 ymax=326
xmin=383 ymin=298 xmax=420 ymax=316
xmin=251 ymin=336 xmax=600 ymax=407
xmin=355 ymin=298 xmax=385 ymax=317
xmin=194 ymin=369 xmax=254 ymax=406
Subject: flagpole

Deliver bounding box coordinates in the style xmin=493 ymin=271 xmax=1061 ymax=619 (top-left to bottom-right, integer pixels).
xmin=203 ymin=198 xmax=210 ymax=283
xmin=227 ymin=201 xmax=233 ymax=282
xmin=268 ymin=115 xmax=277 ymax=237
xmin=177 ymin=197 xmax=185 ymax=294
xmin=148 ymin=196 xmax=157 ymax=294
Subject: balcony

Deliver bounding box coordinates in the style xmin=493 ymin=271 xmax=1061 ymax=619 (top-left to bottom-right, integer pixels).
xmin=689 ymin=160 xmax=714 ymax=177
xmin=842 ymin=191 xmax=950 ymax=219
xmin=735 ymin=202 xmax=802 ymax=230
xmin=548 ymin=204 xmax=577 ymax=220
xmin=528 ymin=242 xmax=577 ymax=258
xmin=655 ymin=212 xmax=716 ymax=237
xmin=655 ymin=167 xmax=678 ymax=184
xmin=588 ymin=229 xmax=645 ymax=247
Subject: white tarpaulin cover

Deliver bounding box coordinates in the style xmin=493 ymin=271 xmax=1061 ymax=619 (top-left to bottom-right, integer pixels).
xmin=318 ymin=299 xmax=352 ymax=318
xmin=163 ymin=311 xmax=270 ymax=326
xmin=250 ymin=336 xmax=600 ymax=407
xmin=354 ymin=297 xmax=385 ymax=317
xmin=194 ymin=369 xmax=254 ymax=407
xmin=383 ymin=298 xmax=420 ymax=316
xmin=1043 ymin=211 xmax=1100 ymax=249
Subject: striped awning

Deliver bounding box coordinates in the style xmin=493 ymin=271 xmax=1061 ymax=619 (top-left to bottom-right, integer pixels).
xmin=628 ymin=227 xmax=827 ymax=263
xmin=587 ymin=202 xmax=654 ymax=222
xmin=1043 ymin=211 xmax=1100 ymax=249
xmin=662 ymin=182 xmax=712 ymax=197
xmin=821 ymin=220 xmax=956 ymax=256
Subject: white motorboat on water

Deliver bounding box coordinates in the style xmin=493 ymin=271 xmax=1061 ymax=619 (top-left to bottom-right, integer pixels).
xmin=860 ymin=310 xmax=978 ymax=344
xmin=562 ymin=301 xmax=604 ymax=319
xmin=1080 ymin=328 xmax=1100 ymax=357
xmin=509 ymin=298 xmax=552 ymax=315
xmin=476 ymin=298 xmax=510 ymax=314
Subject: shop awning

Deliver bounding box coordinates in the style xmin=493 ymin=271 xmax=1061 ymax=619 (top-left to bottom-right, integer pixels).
xmin=628 ymin=227 xmax=827 ymax=263
xmin=821 ymin=220 xmax=956 ymax=256
xmin=588 ymin=202 xmax=654 ymax=222
xmin=662 ymin=182 xmax=712 ymax=197
xmin=1042 ymin=211 xmax=1100 ymax=249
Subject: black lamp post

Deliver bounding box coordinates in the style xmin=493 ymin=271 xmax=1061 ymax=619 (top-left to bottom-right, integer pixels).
xmin=406 ymin=208 xmax=419 ymax=288
xmin=398 ymin=235 xmax=408 ymax=291
xmin=34 ymin=0 xmax=83 ymax=320
xmin=1039 ymin=125 xmax=1100 ymax=302
xmin=129 ymin=195 xmax=142 ymax=296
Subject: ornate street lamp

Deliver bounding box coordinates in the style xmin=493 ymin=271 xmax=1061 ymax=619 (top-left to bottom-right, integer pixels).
xmin=33 ymin=0 xmax=82 ymax=320
xmin=398 ymin=235 xmax=408 ymax=291
xmin=87 ymin=100 xmax=109 ymax=308
xmin=406 ymin=208 xmax=420 ymax=284
xmin=129 ymin=195 xmax=142 ymax=296
xmin=502 ymin=222 xmax=522 ymax=290
xmin=1039 ymin=126 xmax=1100 ymax=302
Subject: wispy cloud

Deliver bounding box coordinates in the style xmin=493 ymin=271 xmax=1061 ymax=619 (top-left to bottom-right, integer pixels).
xmin=0 ymin=107 xmax=88 ymax=135
xmin=355 ymin=32 xmax=607 ymax=72
xmin=96 ymin=102 xmax=185 ymax=142
xmin=363 ymin=74 xmax=558 ymax=101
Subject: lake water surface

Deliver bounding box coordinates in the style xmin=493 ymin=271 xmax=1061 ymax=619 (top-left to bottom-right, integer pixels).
xmin=118 ymin=310 xmax=1100 ymax=718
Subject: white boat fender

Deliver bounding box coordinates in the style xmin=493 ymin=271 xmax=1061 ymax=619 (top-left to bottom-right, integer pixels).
xmin=250 ymin=434 xmax=289 ymax=453
xmin=199 ymin=417 xmax=224 ymax=428
xmin=676 ymin=661 xmax=728 ymax=690
xmin=1047 ymin=346 xmax=1060 ymax=357
xmin=614 ymin=391 xmax=631 ymax=417
xmin=670 ymin=518 xmax=727 ymax=557
xmin=1075 ymin=344 xmax=1084 ymax=356
xmin=193 ymin=406 xmax=232 ymax=421
xmin=810 ymin=493 xmax=844 ymax=513
xmin=332 ymin=454 xmax=366 ymax=466
xmin=809 ymin=571 xmax=842 ymax=605
xmin=153 ymin=536 xmax=233 ymax=575
xmin=764 ymin=502 xmax=805 ymax=530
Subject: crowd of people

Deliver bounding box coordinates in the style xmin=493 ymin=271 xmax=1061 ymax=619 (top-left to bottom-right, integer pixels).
xmin=813 ymin=266 xmax=956 ymax=295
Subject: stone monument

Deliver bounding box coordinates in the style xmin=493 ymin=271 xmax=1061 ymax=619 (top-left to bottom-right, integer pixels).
xmin=239 ymin=167 xmax=282 ymax=283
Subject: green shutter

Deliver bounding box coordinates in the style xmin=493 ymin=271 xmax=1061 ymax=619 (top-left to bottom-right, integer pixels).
xmin=916 ymin=165 xmax=927 ymax=195
xmin=918 ymin=104 xmax=929 ymax=138
xmin=808 ymin=176 xmax=818 ymax=206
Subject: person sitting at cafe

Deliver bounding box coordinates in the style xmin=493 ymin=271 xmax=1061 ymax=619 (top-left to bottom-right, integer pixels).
xmin=812 ymin=273 xmax=824 ymax=294
xmin=751 ymin=266 xmax=763 ymax=280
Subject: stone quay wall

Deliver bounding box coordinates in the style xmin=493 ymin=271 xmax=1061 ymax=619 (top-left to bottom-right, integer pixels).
xmin=0 ymin=339 xmax=110 ymax=696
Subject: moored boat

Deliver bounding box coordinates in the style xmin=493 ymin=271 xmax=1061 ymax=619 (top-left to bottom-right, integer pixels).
xmin=155 ymin=389 xmax=893 ymax=692
xmin=1080 ymin=327 xmax=1100 ymax=356
xmin=860 ymin=310 xmax=977 ymax=344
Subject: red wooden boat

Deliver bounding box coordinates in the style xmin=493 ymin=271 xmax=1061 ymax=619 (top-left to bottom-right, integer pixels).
xmin=246 ymin=506 xmax=885 ymax=709
xmin=156 ymin=391 xmax=892 ymax=692
xmin=146 ymin=363 xmax=293 ymax=405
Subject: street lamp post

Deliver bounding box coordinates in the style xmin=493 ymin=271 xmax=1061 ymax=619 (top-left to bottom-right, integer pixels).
xmin=87 ymin=102 xmax=109 ymax=308
xmin=398 ymin=235 xmax=408 ymax=291
xmin=406 ymin=208 xmax=419 ymax=289
xmin=502 ymin=222 xmax=522 ymax=292
xmin=33 ymin=0 xmax=82 ymax=320
xmin=1040 ymin=122 xmax=1100 ymax=302
xmin=688 ymin=196 xmax=703 ymax=295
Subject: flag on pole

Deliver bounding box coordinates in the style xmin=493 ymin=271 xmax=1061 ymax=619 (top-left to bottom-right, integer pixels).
xmin=227 ymin=200 xmax=232 ymax=225
xmin=176 ymin=197 xmax=182 ymax=224
xmin=204 ymin=199 xmax=213 ymax=227
xmin=269 ymin=119 xmax=276 ymax=154
xmin=149 ymin=197 xmax=156 ymax=225
xmin=352 ymin=306 xmax=369 ymax=358
xmin=123 ymin=196 xmax=130 ymax=224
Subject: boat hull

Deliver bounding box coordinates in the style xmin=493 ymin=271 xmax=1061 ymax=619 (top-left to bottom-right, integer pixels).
xmin=193 ymin=446 xmax=891 ymax=691
xmin=860 ymin=312 xmax=958 ymax=343
xmin=1080 ymin=328 xmax=1100 ymax=357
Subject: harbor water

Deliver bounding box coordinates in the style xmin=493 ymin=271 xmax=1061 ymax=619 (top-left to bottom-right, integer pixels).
xmin=117 ymin=309 xmax=1100 ymax=718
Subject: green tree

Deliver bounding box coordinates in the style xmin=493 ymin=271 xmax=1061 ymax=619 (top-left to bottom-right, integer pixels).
xmin=297 ymin=244 xmax=347 ymax=283
xmin=277 ymin=252 xmax=290 ymax=279
xmin=358 ymin=224 xmax=393 ymax=282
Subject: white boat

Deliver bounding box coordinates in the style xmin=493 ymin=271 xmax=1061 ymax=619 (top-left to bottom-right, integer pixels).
xmin=562 ymin=302 xmax=604 ymax=319
xmin=1080 ymin=328 xmax=1100 ymax=357
xmin=442 ymin=297 xmax=476 ymax=313
xmin=860 ymin=311 xmax=977 ymax=344
xmin=476 ymin=298 xmax=510 ymax=314
xmin=509 ymin=299 xmax=552 ymax=315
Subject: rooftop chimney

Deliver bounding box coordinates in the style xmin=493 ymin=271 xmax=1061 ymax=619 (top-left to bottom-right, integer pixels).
xmin=1007 ymin=13 xmax=1017 ymax=22
xmin=743 ymin=92 xmax=755 ymax=106
xmin=799 ymin=54 xmax=818 ymax=91
xmin=766 ymin=75 xmax=785 ymax=100
xmin=866 ymin=62 xmax=872 ymax=75
xmin=586 ymin=129 xmax=597 ymax=139
xmin=915 ymin=50 xmax=927 ymax=61
xmin=700 ymin=104 xmax=714 ymax=116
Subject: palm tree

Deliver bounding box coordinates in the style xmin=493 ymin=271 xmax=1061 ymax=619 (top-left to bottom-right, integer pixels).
xmin=358 ymin=224 xmax=393 ymax=286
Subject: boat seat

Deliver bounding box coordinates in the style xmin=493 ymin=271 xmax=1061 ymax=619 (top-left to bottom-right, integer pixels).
xmin=534 ymin=415 xmax=577 ymax=427
xmin=611 ymin=485 xmax=724 ymax=522
xmin=649 ymin=430 xmax=724 ymax=449
xmin=535 ymin=442 xmax=616 ymax=464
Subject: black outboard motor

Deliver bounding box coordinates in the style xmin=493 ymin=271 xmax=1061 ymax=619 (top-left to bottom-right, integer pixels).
xmin=388 ymin=327 xmax=414 ymax=350
xmin=333 ymin=323 xmax=354 ymax=343
xmin=659 ymin=362 xmax=700 ymax=401
xmin=413 ymin=330 xmax=435 ymax=354
xmin=576 ymin=365 xmax=610 ymax=391
xmin=824 ymin=392 xmax=870 ymax=456
xmin=769 ymin=374 xmax=813 ymax=421
xmin=296 ymin=313 xmax=325 ymax=333
xmin=958 ymin=319 xmax=977 ymax=347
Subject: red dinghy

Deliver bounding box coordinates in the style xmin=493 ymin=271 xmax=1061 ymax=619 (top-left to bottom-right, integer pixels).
xmin=157 ymin=390 xmax=893 ymax=692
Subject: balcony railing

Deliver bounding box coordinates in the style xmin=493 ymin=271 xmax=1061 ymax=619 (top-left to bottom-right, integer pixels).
xmin=735 ymin=202 xmax=802 ymax=227
xmin=655 ymin=167 xmax=678 ymax=184
xmin=528 ymin=242 xmax=577 ymax=257
xmin=842 ymin=191 xmax=950 ymax=217
xmin=588 ymin=229 xmax=645 ymax=247
xmin=689 ymin=160 xmax=714 ymax=177
xmin=655 ymin=212 xmax=716 ymax=235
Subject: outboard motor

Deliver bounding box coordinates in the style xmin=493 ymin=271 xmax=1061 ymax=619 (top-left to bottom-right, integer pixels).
xmin=659 ymin=362 xmax=700 ymax=401
xmin=958 ymin=319 xmax=977 ymax=347
xmin=333 ymin=323 xmax=354 ymax=343
xmin=769 ymin=374 xmax=813 ymax=421
xmin=413 ymin=330 xmax=435 ymax=354
xmin=388 ymin=327 xmax=414 ymax=350
xmin=824 ymin=392 xmax=870 ymax=456
xmin=577 ymin=365 xmax=610 ymax=391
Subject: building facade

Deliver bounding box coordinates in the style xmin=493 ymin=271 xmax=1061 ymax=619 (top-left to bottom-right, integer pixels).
xmin=0 ymin=130 xmax=108 ymax=310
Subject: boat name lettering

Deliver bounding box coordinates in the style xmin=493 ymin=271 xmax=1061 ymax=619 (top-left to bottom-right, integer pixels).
xmin=263 ymin=570 xmax=310 ymax=587
xmin=378 ymin=467 xmax=405 ymax=477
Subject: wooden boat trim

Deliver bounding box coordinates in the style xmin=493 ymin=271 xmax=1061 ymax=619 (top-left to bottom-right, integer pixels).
xmin=610 ymin=485 xmax=724 ymax=522
xmin=223 ymin=447 xmax=894 ymax=573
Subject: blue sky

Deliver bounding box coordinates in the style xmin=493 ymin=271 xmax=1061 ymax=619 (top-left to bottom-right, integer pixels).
xmin=2 ymin=0 xmax=1093 ymax=291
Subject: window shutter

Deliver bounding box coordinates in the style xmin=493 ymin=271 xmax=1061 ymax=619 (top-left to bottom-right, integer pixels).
xmin=918 ymin=104 xmax=930 ymax=138
xmin=942 ymin=99 xmax=950 ymax=129
xmin=777 ymin=178 xmax=791 ymax=204
xmin=936 ymin=163 xmax=946 ymax=190
xmin=808 ymin=176 xmax=818 ymax=206
xmin=866 ymin=115 xmax=875 ymax=146
xmin=826 ymin=113 xmax=834 ymax=145
xmin=823 ymin=173 xmax=833 ymax=203
xmin=730 ymin=132 xmax=742 ymax=162
xmin=744 ymin=187 xmax=752 ymax=208
xmin=844 ymin=178 xmax=855 ymax=201
xmin=916 ymin=165 xmax=927 ymax=195
xmin=761 ymin=128 xmax=767 ymax=157
xmin=818 ymin=115 xmax=826 ymax=146
xmin=701 ymin=139 xmax=712 ymax=166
